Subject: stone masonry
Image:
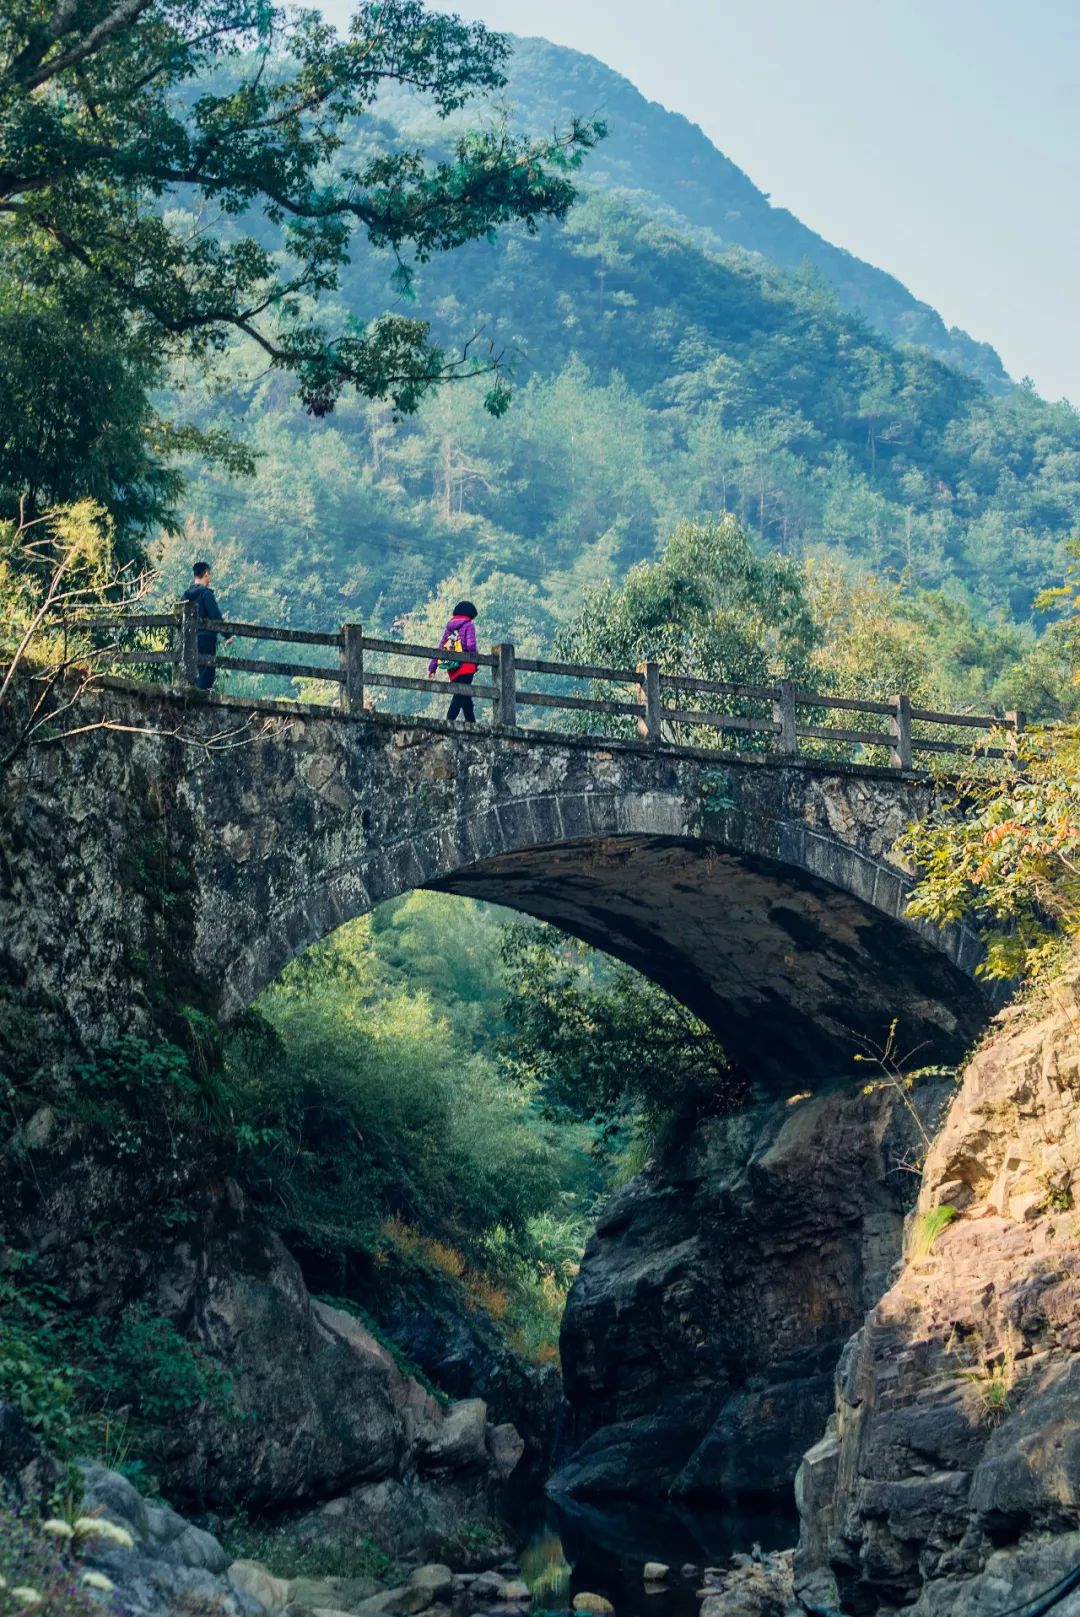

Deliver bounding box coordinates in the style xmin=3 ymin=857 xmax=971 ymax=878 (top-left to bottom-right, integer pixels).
xmin=0 ymin=678 xmax=993 ymax=1084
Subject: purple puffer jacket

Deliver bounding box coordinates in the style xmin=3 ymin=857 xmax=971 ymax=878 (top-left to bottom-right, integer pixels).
xmin=427 ymin=615 xmax=478 ymax=679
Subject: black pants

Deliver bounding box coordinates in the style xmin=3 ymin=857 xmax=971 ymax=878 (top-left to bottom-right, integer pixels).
xmin=447 ymin=671 xmax=475 ymax=722
xmin=197 ymin=635 xmax=217 ymax=690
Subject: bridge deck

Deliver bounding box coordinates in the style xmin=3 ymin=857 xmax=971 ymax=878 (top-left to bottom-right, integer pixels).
xmin=96 ymin=673 xmax=980 ymax=783
xmin=64 ymin=602 xmax=1025 ymax=778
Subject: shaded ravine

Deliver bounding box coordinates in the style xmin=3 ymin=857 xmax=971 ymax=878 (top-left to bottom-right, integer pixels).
xmin=551 ymin=1075 xmax=948 ymax=1506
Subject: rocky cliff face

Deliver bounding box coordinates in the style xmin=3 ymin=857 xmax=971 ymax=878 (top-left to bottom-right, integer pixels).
xmin=795 ymin=972 xmax=1080 ymax=1616
xmin=554 ymin=1077 xmax=946 ymax=1503
xmin=0 ymin=1106 xmax=521 ymax=1559
xmin=367 ymin=1266 xmax=562 ymax=1482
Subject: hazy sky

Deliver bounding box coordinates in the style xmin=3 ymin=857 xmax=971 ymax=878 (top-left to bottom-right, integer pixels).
xmin=323 ymin=0 xmax=1080 ymax=405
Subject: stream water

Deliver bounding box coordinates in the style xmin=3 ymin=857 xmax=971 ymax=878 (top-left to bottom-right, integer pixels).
xmin=515 ymin=1493 xmax=799 ymax=1617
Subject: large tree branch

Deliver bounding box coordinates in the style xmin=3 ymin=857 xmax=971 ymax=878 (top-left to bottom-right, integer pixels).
xmin=89 ymin=18 xmax=262 ymax=103
xmin=8 ymin=0 xmax=159 ymax=91
xmin=229 ymin=313 xmax=500 ymax=388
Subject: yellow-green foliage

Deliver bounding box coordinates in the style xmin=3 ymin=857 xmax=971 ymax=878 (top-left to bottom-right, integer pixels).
xmin=225 ymin=899 xmax=594 ymax=1374
xmin=520 ymin=1532 xmax=572 ymax=1606
xmin=961 ymin=1358 xmax=1015 ymax=1426
xmin=1 ymin=502 xmax=119 ymax=672
xmin=908 ymin=1205 xmax=958 ymax=1260
xmin=230 ymin=965 xmax=560 ymax=1264
xmin=902 ymin=539 xmax=1080 ymax=984
xmin=903 ymin=726 xmax=1080 ymax=982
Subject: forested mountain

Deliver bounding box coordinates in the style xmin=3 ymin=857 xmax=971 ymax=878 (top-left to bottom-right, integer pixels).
xmin=378 ymin=36 xmax=1011 ymax=391
xmin=168 ymin=166 xmax=1080 ymax=645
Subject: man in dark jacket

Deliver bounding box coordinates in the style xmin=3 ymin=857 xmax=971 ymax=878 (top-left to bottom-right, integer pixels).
xmin=181 ymin=561 xmax=227 ymax=689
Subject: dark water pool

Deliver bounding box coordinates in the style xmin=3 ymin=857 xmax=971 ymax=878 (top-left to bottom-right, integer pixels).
xmin=515 ymin=1493 xmax=798 ymax=1617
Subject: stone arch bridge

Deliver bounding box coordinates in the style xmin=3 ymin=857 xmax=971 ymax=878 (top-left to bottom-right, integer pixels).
xmin=1 ymin=680 xmax=993 ymax=1087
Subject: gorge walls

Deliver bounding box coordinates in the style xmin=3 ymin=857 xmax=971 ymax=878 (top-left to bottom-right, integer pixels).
xmin=553 ymin=1076 xmax=949 ymax=1504
xmin=794 ymin=972 xmax=1080 ymax=1617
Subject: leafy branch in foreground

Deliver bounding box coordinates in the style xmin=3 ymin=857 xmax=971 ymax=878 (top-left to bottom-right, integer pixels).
xmin=0 ymin=0 xmax=604 ymax=418
xmin=0 ymin=502 xmax=282 ymax=768
xmin=898 ymin=534 xmax=1080 ymax=984
xmin=0 ymin=502 xmax=148 ymax=759
xmin=901 ymin=725 xmax=1080 ymax=982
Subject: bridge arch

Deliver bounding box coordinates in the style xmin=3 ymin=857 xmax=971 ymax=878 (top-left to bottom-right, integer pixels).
xmin=0 ymin=683 xmax=994 ymax=1087
xmin=184 ymin=702 xmax=992 ymax=1089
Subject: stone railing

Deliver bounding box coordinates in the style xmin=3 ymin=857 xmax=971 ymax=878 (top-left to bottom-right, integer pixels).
xmin=71 ymin=602 xmax=1025 ymax=770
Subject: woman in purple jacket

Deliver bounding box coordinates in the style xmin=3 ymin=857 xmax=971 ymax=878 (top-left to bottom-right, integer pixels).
xmin=426 ymin=600 xmax=479 ymax=722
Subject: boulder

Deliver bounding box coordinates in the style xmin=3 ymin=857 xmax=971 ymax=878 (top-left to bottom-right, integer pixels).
xmin=418 ymin=1399 xmax=488 ymax=1473
xmin=86 ymin=1547 xmax=264 ymax=1617
xmin=643 ymin=1563 xmax=669 ymax=1583
xmin=695 ymin=1552 xmax=793 ymax=1617
xmin=296 ymin=1474 xmax=506 ymax=1566
xmin=352 ymin=1594 xmax=401 ymax=1616
xmin=79 ymin=1462 xmax=230 ymax=1574
xmin=408 ymin=1564 xmax=456 ymax=1602
xmin=287 ymin=1576 xmax=349 ymax=1609
xmin=486 ymin=1424 xmax=525 ymax=1480
xmin=229 ymin=1559 xmax=292 ymax=1611
xmin=379 ymin=1584 xmax=436 ymax=1615
xmin=47 ymin=1471 xmax=265 ymax=1617
xmin=143 ymin=1502 xmax=231 ymax=1573
xmin=572 ymin=1596 xmax=614 ymax=1615
xmin=467 ymin=1571 xmax=509 ymax=1603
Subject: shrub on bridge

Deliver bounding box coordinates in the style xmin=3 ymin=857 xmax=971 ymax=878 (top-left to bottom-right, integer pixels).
xmin=904 ymin=724 xmax=1080 ymax=982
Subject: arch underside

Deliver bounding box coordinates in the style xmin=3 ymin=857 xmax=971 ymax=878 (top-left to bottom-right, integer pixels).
xmin=428 ymin=834 xmax=990 ymax=1087
xmin=212 ymin=766 xmax=992 ymax=1092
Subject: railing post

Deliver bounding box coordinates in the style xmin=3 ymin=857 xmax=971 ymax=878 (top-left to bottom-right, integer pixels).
xmin=340 ymin=623 xmax=364 ymax=713
xmin=492 ymin=642 xmax=517 ymax=728
xmin=1005 ymin=709 xmax=1026 ymax=740
xmin=637 ymin=661 xmax=662 ymax=743
xmin=173 ymin=599 xmax=199 ymax=687
xmin=889 ymin=693 xmax=913 ymax=770
xmin=773 ymin=678 xmax=798 ymax=755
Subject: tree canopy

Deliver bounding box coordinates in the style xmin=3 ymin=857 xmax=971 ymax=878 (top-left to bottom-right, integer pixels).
xmin=0 ymin=0 xmax=600 ymax=417
xmin=500 ymin=922 xmax=746 ymax=1142
xmin=556 ymin=516 xmax=820 ymax=682
xmin=0 ymin=0 xmax=602 ymax=555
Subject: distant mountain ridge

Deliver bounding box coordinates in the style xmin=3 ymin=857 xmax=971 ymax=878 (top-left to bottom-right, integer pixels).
xmin=492 ymin=37 xmax=1010 ymax=392
xmin=173 ymin=28 xmax=1080 ymax=658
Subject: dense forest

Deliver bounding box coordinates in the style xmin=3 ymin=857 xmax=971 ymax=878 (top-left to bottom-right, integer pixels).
xmin=161 ymin=147 xmax=1080 ymax=661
